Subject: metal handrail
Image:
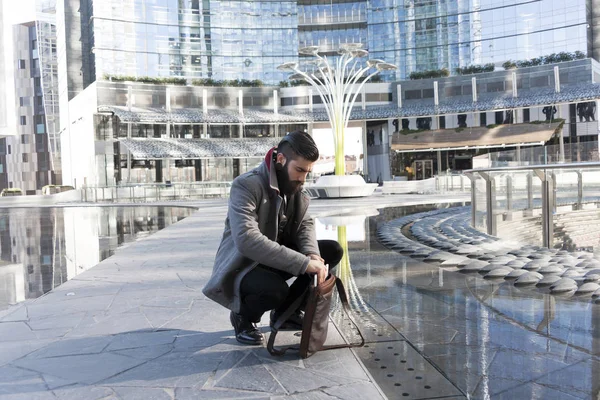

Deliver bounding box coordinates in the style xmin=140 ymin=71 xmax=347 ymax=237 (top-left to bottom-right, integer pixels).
xmin=465 ymin=161 xmax=600 ymax=174
xmin=81 ymin=181 xmax=232 ymax=203
xmin=83 ymin=181 xmax=231 ymax=189
xmin=466 ymin=161 xmax=600 ymax=249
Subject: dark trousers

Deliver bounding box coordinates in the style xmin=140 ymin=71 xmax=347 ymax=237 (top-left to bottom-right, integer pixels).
xmin=239 ymin=240 xmax=344 ymax=322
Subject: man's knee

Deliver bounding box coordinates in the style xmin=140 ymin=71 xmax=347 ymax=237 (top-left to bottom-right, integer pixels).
xmin=242 ymin=278 xmax=289 ymax=311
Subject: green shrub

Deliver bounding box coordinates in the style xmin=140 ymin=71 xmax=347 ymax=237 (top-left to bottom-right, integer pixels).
xmin=455 ymin=63 xmax=495 ymax=75
xmin=102 ymin=74 xmax=186 ymax=85
xmin=502 ymin=51 xmax=587 ymax=70
xmin=409 ymin=68 xmax=450 ymax=80
xmin=191 ymin=78 xmax=265 ymax=87
xmin=191 ymin=78 xmax=219 ymax=86
xmin=502 ymin=60 xmax=517 ymax=70
xmin=279 ymin=79 xmax=308 ymax=87
xmin=290 ymin=80 xmax=308 ymax=86
xmin=101 ymin=75 xmax=268 ymax=87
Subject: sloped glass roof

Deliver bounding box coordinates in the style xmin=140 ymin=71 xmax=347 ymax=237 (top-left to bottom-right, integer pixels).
xmin=120 ymin=137 xmax=280 ymax=159
xmin=101 ymin=82 xmax=600 ymax=124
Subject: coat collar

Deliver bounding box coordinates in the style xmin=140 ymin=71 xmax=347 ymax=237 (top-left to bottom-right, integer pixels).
xmin=264 ymin=147 xmax=280 ymax=196
xmin=262 ymin=147 xmax=311 ymax=204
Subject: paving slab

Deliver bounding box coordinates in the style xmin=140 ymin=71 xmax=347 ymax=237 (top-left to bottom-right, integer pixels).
xmin=5 ymin=195 xmax=470 ymax=399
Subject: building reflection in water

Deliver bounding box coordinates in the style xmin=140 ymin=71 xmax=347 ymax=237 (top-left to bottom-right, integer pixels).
xmin=318 ymin=203 xmax=600 ymax=398
xmin=0 ymin=206 xmax=193 ymax=310
xmin=315 ymin=210 xmax=378 ymax=314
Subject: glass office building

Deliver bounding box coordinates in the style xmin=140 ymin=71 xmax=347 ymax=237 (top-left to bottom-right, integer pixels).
xmin=73 ymin=0 xmax=592 ymax=84
xmin=51 ymin=0 xmax=600 ymax=190
xmin=2 ymin=19 xmax=59 ymax=194
xmin=368 ymin=0 xmax=589 ymax=78
xmin=367 ymin=0 xmax=479 ymax=78
xmin=297 ymin=1 xmax=368 ymax=75
xmin=87 ymin=0 xmax=299 ymax=83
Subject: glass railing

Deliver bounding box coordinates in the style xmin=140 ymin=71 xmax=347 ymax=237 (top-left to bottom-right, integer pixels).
xmin=434 ymin=172 xmax=470 ymax=193
xmin=473 ymin=141 xmax=600 ymax=167
xmin=298 ymin=10 xmax=366 ymax=25
xmin=81 ymin=182 xmax=231 ymax=203
xmin=298 ymin=40 xmax=368 ymax=53
xmin=465 ymin=162 xmax=600 ymax=252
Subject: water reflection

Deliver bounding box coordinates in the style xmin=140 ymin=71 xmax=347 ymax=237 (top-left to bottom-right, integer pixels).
xmin=0 ymin=206 xmax=193 ymax=310
xmin=316 ymin=203 xmax=600 ymax=399
xmin=316 ymin=211 xmax=375 ymax=311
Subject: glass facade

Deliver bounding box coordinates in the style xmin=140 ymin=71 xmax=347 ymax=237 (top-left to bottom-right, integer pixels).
xmin=297 ymin=1 xmax=367 ymax=75
xmin=367 ymin=0 xmax=588 ymax=79
xmin=367 ymin=0 xmax=475 ymax=79
xmin=3 ymin=17 xmax=59 ymax=194
xmin=82 ymin=0 xmax=590 ymax=83
xmin=210 ymin=1 xmax=298 ymax=83
xmin=89 ymin=0 xmax=298 ymax=83
xmin=477 ymin=0 xmax=588 ymax=64
xmin=298 ymin=2 xmax=367 ymax=49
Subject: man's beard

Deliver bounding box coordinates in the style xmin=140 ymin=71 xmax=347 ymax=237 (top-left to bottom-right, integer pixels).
xmin=276 ymin=165 xmax=303 ymax=196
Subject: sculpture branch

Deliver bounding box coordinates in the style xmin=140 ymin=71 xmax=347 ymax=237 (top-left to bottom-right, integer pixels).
xmin=278 ymin=48 xmax=396 ymax=177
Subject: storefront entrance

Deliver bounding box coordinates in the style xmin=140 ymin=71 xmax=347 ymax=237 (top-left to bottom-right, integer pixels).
xmin=413 ymin=160 xmax=433 ymax=180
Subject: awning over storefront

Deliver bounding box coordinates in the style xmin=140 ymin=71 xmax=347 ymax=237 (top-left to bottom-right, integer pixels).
xmin=119 ymin=137 xmax=280 ymax=159
xmin=391 ymin=122 xmax=561 ymax=152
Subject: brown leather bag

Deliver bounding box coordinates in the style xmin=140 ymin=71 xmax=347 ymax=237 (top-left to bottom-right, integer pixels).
xmin=267 ymin=274 xmax=364 ymax=359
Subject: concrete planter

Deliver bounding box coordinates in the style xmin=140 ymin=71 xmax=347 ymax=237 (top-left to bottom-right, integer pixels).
xmin=305 ymin=175 xmax=377 ymax=198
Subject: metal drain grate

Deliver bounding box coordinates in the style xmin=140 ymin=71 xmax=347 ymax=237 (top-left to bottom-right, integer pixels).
xmin=354 ymin=341 xmax=464 ymax=399
xmin=331 ymin=306 xmax=405 ymax=343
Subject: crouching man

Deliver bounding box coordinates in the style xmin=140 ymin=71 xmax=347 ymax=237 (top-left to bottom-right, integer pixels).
xmin=203 ymin=131 xmax=343 ymax=345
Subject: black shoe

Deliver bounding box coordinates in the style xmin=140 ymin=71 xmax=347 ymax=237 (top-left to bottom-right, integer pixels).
xmin=230 ymin=311 xmax=264 ymax=345
xmin=270 ymin=309 xmax=304 ymax=331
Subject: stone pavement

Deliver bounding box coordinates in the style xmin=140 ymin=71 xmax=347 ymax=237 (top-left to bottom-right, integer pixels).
xmin=0 ymin=192 xmax=469 ymax=400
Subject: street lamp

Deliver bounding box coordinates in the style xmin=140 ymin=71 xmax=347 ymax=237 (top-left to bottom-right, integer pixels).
xmin=278 ymin=43 xmax=397 ymax=176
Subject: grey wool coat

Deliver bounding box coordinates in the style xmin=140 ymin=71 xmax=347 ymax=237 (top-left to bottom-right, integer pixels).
xmin=202 ymin=148 xmax=320 ymax=313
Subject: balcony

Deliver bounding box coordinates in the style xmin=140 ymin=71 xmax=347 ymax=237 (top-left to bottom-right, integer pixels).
xmin=298 ymin=41 xmax=367 ymax=54
xmin=298 ymin=10 xmax=366 ymax=26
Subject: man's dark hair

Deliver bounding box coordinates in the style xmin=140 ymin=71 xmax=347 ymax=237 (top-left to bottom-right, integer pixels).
xmin=277 ymin=131 xmax=319 ymax=162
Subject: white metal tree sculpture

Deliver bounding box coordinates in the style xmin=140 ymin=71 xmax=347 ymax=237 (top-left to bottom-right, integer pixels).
xmin=278 ymin=44 xmax=396 ymax=176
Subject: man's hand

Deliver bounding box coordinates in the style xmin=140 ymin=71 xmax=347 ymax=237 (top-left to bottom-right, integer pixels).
xmin=308 ymin=254 xmax=324 ymax=263
xmin=306 ymin=259 xmax=328 ymax=285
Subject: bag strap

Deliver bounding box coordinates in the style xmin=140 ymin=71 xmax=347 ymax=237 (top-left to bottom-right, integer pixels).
xmin=267 ymin=276 xmax=365 ymax=356
xmin=320 ymin=278 xmax=365 ymax=350
xmin=267 ymin=286 xmax=308 ymax=356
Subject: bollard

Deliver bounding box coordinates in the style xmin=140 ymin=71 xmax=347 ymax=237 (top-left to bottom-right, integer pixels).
xmin=464 ymin=172 xmax=476 ymax=228
xmin=506 ymin=175 xmax=513 ymax=211
xmin=479 ymin=172 xmax=496 ymax=236
xmin=576 ymin=170 xmax=583 ymax=210
xmin=534 ymin=169 xmax=554 ymax=249
xmin=526 ymin=173 xmax=533 ymax=213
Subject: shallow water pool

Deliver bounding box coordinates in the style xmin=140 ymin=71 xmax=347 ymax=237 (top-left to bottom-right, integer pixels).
xmin=0 ymin=206 xmax=194 ymax=310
